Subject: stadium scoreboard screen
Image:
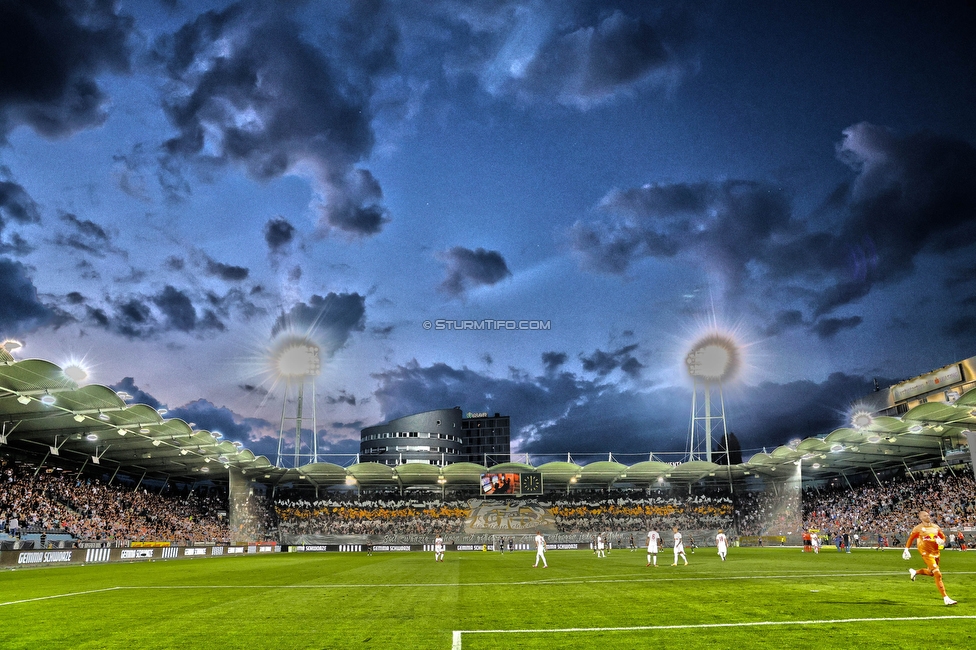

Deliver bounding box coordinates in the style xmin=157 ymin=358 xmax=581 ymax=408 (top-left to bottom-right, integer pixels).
xmin=480 ymin=472 xmax=544 ymax=495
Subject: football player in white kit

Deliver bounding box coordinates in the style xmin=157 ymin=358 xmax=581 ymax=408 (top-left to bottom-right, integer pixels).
xmin=716 ymin=529 xmax=729 ymax=561
xmin=533 ymin=530 xmax=548 ymax=568
xmin=434 ymin=534 xmax=445 ymax=562
xmin=811 ymin=531 xmax=821 ymax=554
xmin=596 ymin=533 xmax=606 ymax=558
xmin=646 ymin=527 xmax=661 ymax=567
xmin=672 ymin=527 xmax=689 ymax=566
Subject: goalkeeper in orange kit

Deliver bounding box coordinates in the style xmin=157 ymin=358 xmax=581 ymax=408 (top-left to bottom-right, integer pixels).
xmin=903 ymin=510 xmax=956 ymax=606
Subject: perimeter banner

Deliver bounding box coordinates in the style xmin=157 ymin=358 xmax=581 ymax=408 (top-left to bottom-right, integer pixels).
xmin=464 ymin=500 xmax=556 ymax=534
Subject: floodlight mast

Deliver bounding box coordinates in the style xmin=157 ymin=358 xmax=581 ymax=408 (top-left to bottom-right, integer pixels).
xmin=685 ymin=336 xmax=738 ymax=463
xmin=273 ymin=340 xmax=321 ymax=468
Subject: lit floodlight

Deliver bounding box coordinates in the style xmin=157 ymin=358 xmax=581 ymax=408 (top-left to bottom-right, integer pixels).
xmin=180 ymin=449 xmax=189 ymax=455
xmin=152 ymin=440 xmax=161 ymax=447
xmin=2 ymin=339 xmax=23 ymax=352
xmin=139 ymin=428 xmax=150 ymax=434
xmin=157 ymin=408 xmax=168 ymax=415
xmin=812 ymin=463 xmax=821 ymax=469
xmin=908 ymin=424 xmax=924 ymax=433
xmin=273 ymin=338 xmax=322 ymax=378
xmin=98 ymin=412 xmax=110 ymax=421
xmin=62 ymin=363 xmax=89 ymax=383
xmin=685 ymin=334 xmax=740 ymax=382
xmin=200 ymin=466 xmax=209 ymax=473
xmin=830 ymin=443 xmax=844 ymax=453
xmin=851 ymin=411 xmax=873 ymax=430
xmin=86 ymin=434 xmax=98 ymax=441
xmin=867 ymin=435 xmax=881 ymax=444
xmin=40 ymin=394 xmax=56 ymax=405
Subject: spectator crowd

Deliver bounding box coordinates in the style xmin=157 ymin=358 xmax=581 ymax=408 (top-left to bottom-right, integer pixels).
xmin=801 ymin=468 xmax=976 ymax=542
xmin=0 ymin=457 xmax=230 ymax=544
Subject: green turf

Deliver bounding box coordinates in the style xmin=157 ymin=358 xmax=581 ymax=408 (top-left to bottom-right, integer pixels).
xmin=1 ymin=547 xmax=974 ymax=649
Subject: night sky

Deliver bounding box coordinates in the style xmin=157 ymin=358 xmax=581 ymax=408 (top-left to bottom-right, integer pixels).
xmin=2 ymin=0 xmax=975 ymax=464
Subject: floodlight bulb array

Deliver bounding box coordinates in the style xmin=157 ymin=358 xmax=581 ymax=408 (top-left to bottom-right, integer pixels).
xmin=685 ymin=334 xmax=740 ymax=382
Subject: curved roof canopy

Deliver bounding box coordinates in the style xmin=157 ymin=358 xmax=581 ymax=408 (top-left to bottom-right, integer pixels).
xmin=1 ymin=357 xmax=971 ymax=488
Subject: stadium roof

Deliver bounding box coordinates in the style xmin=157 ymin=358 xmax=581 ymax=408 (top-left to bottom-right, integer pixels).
xmin=1 ymin=354 xmax=972 ymax=488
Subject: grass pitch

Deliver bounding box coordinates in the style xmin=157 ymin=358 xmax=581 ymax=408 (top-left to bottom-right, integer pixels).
xmin=1 ymin=547 xmax=974 ymax=649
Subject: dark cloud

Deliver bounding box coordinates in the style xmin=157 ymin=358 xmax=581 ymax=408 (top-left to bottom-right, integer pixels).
xmin=571 ymin=180 xmax=792 ymax=281
xmin=571 ymin=124 xmax=976 ymax=330
xmin=0 ymin=175 xmax=42 ymax=255
xmin=325 ymin=390 xmax=357 ymax=406
xmin=204 ymin=257 xmax=249 ymax=282
xmin=155 ymin=1 xmax=393 ymax=237
xmin=152 ymin=285 xmax=197 ymax=332
xmin=437 ymin=246 xmax=512 ymax=297
xmin=0 ymin=176 xmax=42 ymax=225
xmin=541 ymin=351 xmax=568 ymax=373
xmin=0 ymin=257 xmax=55 ymax=334
xmin=762 ymin=309 xmax=805 ymax=337
xmin=579 ymin=343 xmax=643 ymax=378
xmin=165 ymin=256 xmax=185 ymax=271
xmin=166 ymin=398 xmax=263 ymax=443
xmin=288 ymin=266 xmax=302 ymax=282
xmin=372 ymin=359 xmax=884 ymax=457
xmin=270 ymin=292 xmax=366 ymax=355
xmin=54 ymin=212 xmax=121 ymax=258
xmin=440 ymin=2 xmax=697 ymax=108
xmin=109 ymin=377 xmax=163 ymax=411
xmin=0 ymin=0 xmax=132 ymax=139
xmin=811 ymin=315 xmax=862 ymax=339
xmin=264 ymin=216 xmax=296 ymax=253
xmin=88 ymin=284 xmax=233 ymax=339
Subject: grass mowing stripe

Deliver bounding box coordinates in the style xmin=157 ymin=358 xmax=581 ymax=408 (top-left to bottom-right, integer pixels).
xmin=3 ymin=566 xmax=972 ymax=607
xmin=453 ymin=615 xmax=976 ymax=648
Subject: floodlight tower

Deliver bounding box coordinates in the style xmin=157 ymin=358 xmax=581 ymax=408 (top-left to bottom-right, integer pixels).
xmin=685 ymin=335 xmax=740 ymax=463
xmin=273 ymin=337 xmax=322 ymax=468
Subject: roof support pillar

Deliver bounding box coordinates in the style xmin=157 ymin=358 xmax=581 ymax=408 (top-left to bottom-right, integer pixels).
xmin=33 ymin=449 xmax=51 ymax=478
xmin=902 ymin=459 xmax=915 ymax=481
xmin=869 ymin=466 xmax=882 ymax=487
xmin=134 ymin=470 xmax=147 ymax=491
xmin=75 ymin=455 xmax=90 ymax=480
xmin=841 ymin=472 xmax=854 ymax=492
xmin=108 ymin=464 xmax=121 ymax=486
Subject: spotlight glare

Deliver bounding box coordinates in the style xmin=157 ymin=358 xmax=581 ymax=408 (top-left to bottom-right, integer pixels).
xmin=851 ymin=411 xmax=873 ymax=430
xmin=685 ymin=334 xmax=740 ymax=382
xmin=63 ymin=363 xmax=89 ymax=383
xmin=273 ymin=338 xmax=321 ymax=378
xmin=40 ymin=394 xmax=56 ymax=405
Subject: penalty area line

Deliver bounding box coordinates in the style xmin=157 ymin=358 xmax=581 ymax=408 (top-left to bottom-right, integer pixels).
xmin=451 ymin=615 xmax=976 ymax=649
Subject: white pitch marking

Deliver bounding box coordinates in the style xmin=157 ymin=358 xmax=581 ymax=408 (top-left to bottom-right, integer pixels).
xmin=451 ymin=615 xmax=976 ymax=648
xmin=0 ymin=586 xmax=122 ymax=607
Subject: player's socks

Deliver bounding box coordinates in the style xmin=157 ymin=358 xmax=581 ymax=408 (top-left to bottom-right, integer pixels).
xmin=944 ymin=596 xmax=957 ymax=606
xmin=909 ymin=568 xmax=916 ymax=581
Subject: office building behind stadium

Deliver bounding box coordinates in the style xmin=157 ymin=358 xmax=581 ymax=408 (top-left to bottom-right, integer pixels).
xmin=359 ymin=408 xmax=511 ymax=467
